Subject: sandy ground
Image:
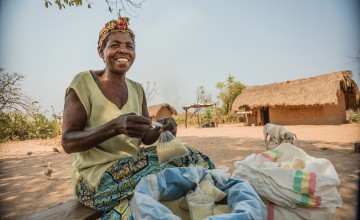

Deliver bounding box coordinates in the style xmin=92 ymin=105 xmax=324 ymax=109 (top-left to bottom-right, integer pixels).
xmin=0 ymin=124 xmax=359 ymax=219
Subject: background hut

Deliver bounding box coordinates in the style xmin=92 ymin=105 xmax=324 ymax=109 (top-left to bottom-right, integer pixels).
xmin=147 ymin=103 xmax=177 ymax=121
xmin=231 ymin=71 xmax=360 ymax=125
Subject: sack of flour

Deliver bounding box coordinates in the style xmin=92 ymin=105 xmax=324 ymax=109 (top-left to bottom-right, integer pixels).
xmin=157 ymin=130 xmax=189 ymax=164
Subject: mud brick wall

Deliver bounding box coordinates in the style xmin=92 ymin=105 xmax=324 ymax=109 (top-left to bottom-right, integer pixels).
xmin=269 ymin=92 xmax=346 ymax=125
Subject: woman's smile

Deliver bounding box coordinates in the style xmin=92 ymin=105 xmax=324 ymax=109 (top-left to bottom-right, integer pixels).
xmin=116 ymin=58 xmax=129 ymax=62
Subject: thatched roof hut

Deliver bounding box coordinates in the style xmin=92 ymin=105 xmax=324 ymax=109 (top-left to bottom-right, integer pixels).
xmin=147 ymin=103 xmax=177 ymax=121
xmin=231 ymin=71 xmax=359 ymax=125
xmin=232 ymin=71 xmax=359 ymax=111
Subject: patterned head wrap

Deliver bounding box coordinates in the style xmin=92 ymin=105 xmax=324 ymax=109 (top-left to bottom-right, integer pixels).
xmin=98 ymin=17 xmax=135 ymax=47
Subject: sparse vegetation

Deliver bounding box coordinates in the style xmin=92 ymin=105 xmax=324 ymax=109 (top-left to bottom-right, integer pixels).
xmin=216 ymin=74 xmax=246 ymax=116
xmin=0 ymin=68 xmax=61 ymax=143
xmin=347 ymin=113 xmax=360 ymax=123
xmin=0 ymin=110 xmax=61 ymax=143
xmin=142 ymin=81 xmax=158 ymax=105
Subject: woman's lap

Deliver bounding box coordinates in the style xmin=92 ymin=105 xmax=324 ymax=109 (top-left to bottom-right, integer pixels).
xmin=76 ymin=145 xmax=214 ymax=219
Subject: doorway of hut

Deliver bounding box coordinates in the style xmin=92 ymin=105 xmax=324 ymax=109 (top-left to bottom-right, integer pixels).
xmin=261 ymin=107 xmax=269 ymax=125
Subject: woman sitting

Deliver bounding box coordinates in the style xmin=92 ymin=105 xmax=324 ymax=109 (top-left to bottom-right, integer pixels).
xmin=61 ymin=17 xmax=214 ymax=219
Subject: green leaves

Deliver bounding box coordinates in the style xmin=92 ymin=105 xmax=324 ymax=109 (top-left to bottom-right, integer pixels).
xmin=44 ymin=0 xmax=84 ymax=10
xmin=44 ymin=0 xmax=52 ymax=8
xmin=216 ymin=74 xmax=246 ymax=115
xmin=42 ymin=0 xmax=144 ymax=16
xmin=0 ymin=68 xmax=61 ymax=142
xmin=0 ymin=110 xmax=61 ymax=143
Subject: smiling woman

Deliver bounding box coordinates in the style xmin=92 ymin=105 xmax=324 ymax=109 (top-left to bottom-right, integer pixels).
xmin=61 ymin=17 xmax=214 ymax=219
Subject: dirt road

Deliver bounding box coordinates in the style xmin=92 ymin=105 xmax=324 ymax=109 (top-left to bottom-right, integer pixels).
xmin=0 ymin=124 xmax=359 ymax=219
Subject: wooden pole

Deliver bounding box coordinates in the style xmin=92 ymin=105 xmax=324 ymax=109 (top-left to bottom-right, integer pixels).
xmin=214 ymin=103 xmax=217 ymax=127
xmin=185 ymin=109 xmax=188 ymax=128
xmin=197 ymin=108 xmax=201 ymax=128
xmin=199 ymin=109 xmax=202 ymax=128
xmin=245 ymin=113 xmax=248 ymax=126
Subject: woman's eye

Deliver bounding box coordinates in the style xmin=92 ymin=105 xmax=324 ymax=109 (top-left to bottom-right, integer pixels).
xmin=110 ymin=44 xmax=119 ymax=48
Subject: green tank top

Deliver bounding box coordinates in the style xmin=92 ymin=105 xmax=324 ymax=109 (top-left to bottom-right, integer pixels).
xmin=66 ymin=71 xmax=144 ymax=189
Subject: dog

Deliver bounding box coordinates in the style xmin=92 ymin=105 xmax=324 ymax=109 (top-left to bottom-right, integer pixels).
xmin=263 ymin=123 xmax=297 ymax=150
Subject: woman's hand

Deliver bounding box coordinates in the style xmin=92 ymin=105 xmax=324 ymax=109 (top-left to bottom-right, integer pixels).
xmin=114 ymin=113 xmax=151 ymax=138
xmin=156 ymin=118 xmax=177 ymax=137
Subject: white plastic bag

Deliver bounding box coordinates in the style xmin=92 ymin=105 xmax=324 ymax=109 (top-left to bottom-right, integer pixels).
xmin=178 ymin=168 xmax=228 ymax=210
xmin=131 ymin=166 xmax=267 ymax=220
xmin=231 ymin=143 xmax=343 ymax=219
xmin=199 ymin=173 xmax=227 ymax=202
xmin=157 ymin=130 xmax=189 ymax=164
xmin=264 ymin=199 xmax=335 ymax=220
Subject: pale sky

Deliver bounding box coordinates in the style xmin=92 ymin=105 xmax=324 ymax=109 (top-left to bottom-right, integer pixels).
xmin=1 ymin=0 xmax=359 ymax=115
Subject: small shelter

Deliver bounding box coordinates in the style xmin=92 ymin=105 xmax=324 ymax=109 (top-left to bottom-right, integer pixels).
xmin=236 ymin=110 xmax=252 ymax=126
xmin=147 ymin=103 xmax=177 ymax=121
xmin=231 ymin=71 xmax=360 ymax=125
xmin=183 ymin=103 xmax=218 ymax=128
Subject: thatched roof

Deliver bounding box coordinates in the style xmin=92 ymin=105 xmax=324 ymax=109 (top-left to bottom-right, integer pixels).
xmin=232 ymin=71 xmax=360 ymax=111
xmin=148 ymin=103 xmax=177 ymax=117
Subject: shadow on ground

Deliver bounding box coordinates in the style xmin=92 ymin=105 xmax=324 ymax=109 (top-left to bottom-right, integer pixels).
xmin=0 ymin=152 xmax=73 ymax=219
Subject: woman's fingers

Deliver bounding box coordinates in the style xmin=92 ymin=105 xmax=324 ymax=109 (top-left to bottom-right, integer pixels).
xmin=116 ymin=113 xmax=151 ymax=137
xmin=157 ymin=118 xmax=177 ymax=136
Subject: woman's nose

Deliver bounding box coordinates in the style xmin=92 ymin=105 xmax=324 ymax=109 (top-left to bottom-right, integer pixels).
xmin=118 ymin=48 xmax=128 ymax=54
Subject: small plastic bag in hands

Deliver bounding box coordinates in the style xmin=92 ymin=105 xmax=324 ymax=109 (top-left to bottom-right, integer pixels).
xmin=157 ymin=130 xmax=189 ymax=164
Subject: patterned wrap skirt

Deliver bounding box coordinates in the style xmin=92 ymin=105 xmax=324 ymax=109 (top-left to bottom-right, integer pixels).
xmin=75 ymin=145 xmax=215 ymax=219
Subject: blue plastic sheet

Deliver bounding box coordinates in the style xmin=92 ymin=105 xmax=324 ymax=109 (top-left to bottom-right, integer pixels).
xmin=130 ymin=166 xmax=267 ymax=220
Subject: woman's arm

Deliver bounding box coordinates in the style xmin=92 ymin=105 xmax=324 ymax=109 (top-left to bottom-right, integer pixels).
xmin=62 ymin=89 xmax=151 ymax=154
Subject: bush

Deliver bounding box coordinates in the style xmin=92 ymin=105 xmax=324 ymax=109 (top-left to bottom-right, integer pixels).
xmin=348 ymin=113 xmax=360 ymax=123
xmin=175 ymin=108 xmax=241 ymax=127
xmin=202 ymin=107 xmax=213 ymax=124
xmin=223 ymin=112 xmax=238 ymax=123
xmin=0 ymin=111 xmax=61 ymax=143
xmin=174 ymin=113 xmax=198 ymax=127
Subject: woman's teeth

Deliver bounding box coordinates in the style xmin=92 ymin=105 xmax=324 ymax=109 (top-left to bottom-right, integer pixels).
xmin=117 ymin=58 xmax=128 ymax=62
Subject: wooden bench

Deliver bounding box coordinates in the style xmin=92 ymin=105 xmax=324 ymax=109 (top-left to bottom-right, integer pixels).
xmin=20 ymin=198 xmax=103 ymax=220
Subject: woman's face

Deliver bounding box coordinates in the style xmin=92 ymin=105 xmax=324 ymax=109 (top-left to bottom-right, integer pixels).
xmin=99 ymin=32 xmax=136 ymax=74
